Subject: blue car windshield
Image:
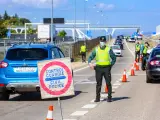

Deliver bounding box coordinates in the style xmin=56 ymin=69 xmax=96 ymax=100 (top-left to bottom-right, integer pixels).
xmin=6 ymin=48 xmax=48 ymax=61
xmin=151 ymin=49 xmax=160 ymax=58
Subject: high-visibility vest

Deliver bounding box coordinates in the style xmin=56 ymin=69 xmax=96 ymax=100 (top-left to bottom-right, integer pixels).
xmin=136 ymin=44 xmax=140 ymax=51
xmin=80 ymin=45 xmax=86 ymax=52
xmin=143 ymin=46 xmax=148 ymax=54
xmin=96 ymin=46 xmax=111 ymax=66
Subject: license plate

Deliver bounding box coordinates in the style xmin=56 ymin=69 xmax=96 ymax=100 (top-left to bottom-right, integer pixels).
xmin=14 ymin=67 xmax=37 ymax=73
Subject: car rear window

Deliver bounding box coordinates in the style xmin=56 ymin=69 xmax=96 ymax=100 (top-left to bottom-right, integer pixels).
xmin=6 ymin=48 xmax=48 ymax=61
xmin=111 ymin=46 xmax=120 ymax=49
xmin=151 ymin=49 xmax=160 ymax=58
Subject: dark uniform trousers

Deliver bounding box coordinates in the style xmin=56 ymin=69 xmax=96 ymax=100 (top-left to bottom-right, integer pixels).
xmin=81 ymin=52 xmax=86 ymax=62
xmin=95 ymin=65 xmax=112 ymax=99
xmin=141 ymin=53 xmax=147 ymax=70
xmin=135 ymin=51 xmax=140 ymax=62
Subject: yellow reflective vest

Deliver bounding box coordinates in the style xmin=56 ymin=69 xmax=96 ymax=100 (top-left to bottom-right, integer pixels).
xmin=80 ymin=45 xmax=86 ymax=53
xmin=143 ymin=46 xmax=148 ymax=54
xmin=96 ymin=46 xmax=111 ymax=65
xmin=136 ymin=44 xmax=140 ymax=52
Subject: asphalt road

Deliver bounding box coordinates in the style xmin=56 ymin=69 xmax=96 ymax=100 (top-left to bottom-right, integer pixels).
xmin=1 ymin=40 xmax=158 ymax=120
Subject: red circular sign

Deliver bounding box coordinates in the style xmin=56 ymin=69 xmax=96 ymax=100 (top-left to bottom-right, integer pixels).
xmin=40 ymin=61 xmax=72 ymax=96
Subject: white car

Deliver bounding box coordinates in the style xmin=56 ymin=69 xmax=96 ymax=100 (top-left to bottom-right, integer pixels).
xmin=111 ymin=45 xmax=122 ymax=56
xmin=137 ymin=35 xmax=142 ymax=40
xmin=128 ymin=38 xmax=136 ymax=42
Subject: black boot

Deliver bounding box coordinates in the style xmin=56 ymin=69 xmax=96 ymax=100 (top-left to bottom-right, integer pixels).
xmin=94 ymin=98 xmax=100 ymax=102
xmin=107 ymin=96 xmax=112 ymax=102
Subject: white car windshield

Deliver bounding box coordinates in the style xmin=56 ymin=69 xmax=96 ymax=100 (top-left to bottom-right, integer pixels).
xmin=111 ymin=46 xmax=120 ymax=50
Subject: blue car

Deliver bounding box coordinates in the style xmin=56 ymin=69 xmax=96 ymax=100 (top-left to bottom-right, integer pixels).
xmin=0 ymin=42 xmax=71 ymax=100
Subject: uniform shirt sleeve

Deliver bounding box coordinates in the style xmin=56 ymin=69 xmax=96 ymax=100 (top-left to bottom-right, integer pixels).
xmin=88 ymin=48 xmax=96 ymax=63
xmin=109 ymin=49 xmax=116 ymax=66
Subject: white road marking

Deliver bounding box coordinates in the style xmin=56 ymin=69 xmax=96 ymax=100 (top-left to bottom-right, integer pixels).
xmin=74 ymin=75 xmax=94 ymax=77
xmin=74 ymin=66 xmax=89 ymax=72
xmin=70 ymin=111 xmax=88 ymax=116
xmin=124 ymin=40 xmax=135 ymax=57
xmin=82 ymin=104 xmax=97 ymax=109
xmin=74 ymin=79 xmax=96 ymax=85
xmin=76 ymin=82 xmax=96 ymax=84
xmin=116 ymin=80 xmax=121 ymax=83
xmin=101 ymin=94 xmax=108 ymax=98
xmin=64 ymin=119 xmax=77 ymax=120
xmin=112 ymin=86 xmax=119 ymax=89
xmin=74 ymin=74 xmax=124 ymax=76
xmin=113 ymin=82 xmax=122 ymax=86
xmin=90 ymin=99 xmax=95 ymax=103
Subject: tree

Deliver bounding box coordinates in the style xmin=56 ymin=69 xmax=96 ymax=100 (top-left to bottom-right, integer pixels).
xmin=20 ymin=18 xmax=31 ymax=25
xmin=3 ymin=10 xmax=10 ymax=20
xmin=11 ymin=29 xmax=16 ymax=34
xmin=0 ymin=15 xmax=2 ymax=20
xmin=27 ymin=27 xmax=35 ymax=34
xmin=14 ymin=13 xmax=18 ymax=18
xmin=0 ymin=20 xmax=8 ymax=38
xmin=58 ymin=30 xmax=67 ymax=41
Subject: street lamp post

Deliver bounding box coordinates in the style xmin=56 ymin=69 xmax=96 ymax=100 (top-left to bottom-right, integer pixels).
xmin=84 ymin=0 xmax=88 ymax=43
xmin=51 ymin=0 xmax=54 ymax=44
xmin=74 ymin=0 xmax=77 ymax=43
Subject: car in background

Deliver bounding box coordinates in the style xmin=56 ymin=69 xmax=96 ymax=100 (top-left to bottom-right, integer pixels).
xmin=127 ymin=37 xmax=136 ymax=42
xmin=114 ymin=41 xmax=124 ymax=50
xmin=137 ymin=34 xmax=143 ymax=40
xmin=117 ymin=35 xmax=124 ymax=40
xmin=110 ymin=45 xmax=122 ymax=56
xmin=115 ymin=39 xmax=122 ymax=43
xmin=0 ymin=43 xmax=73 ymax=100
xmin=146 ymin=46 xmax=160 ymax=83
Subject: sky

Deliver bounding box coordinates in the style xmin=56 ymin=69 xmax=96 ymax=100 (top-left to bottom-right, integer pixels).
xmin=0 ymin=0 xmax=160 ymax=36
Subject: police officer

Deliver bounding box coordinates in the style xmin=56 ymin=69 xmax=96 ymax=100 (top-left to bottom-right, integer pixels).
xmin=88 ymin=36 xmax=116 ymax=102
xmin=141 ymin=42 xmax=149 ymax=70
xmin=135 ymin=41 xmax=141 ymax=62
xmin=80 ymin=43 xmax=87 ymax=63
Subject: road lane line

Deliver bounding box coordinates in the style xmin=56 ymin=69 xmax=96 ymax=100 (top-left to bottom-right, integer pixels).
xmin=112 ymin=86 xmax=119 ymax=89
xmin=124 ymin=40 xmax=134 ymax=57
xmin=74 ymin=74 xmax=123 ymax=76
xmin=64 ymin=119 xmax=77 ymax=120
xmin=82 ymin=104 xmax=97 ymax=109
xmin=70 ymin=111 xmax=88 ymax=116
xmin=101 ymin=94 xmax=108 ymax=98
xmin=113 ymin=82 xmax=122 ymax=86
xmin=74 ymin=66 xmax=90 ymax=72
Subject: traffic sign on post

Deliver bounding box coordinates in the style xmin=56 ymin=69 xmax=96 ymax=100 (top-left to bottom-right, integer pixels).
xmin=6 ymin=30 xmax=11 ymax=38
xmin=87 ymin=30 xmax=92 ymax=37
xmin=38 ymin=58 xmax=74 ymax=99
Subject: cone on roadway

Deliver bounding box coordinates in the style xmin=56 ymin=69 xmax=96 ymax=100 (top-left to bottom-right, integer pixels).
xmin=134 ymin=61 xmax=137 ymax=69
xmin=130 ymin=65 xmax=135 ymax=76
xmin=122 ymin=69 xmax=127 ymax=82
xmin=46 ymin=105 xmax=54 ymax=120
xmin=136 ymin=62 xmax=140 ymax=71
xmin=105 ymin=85 xmax=108 ymax=93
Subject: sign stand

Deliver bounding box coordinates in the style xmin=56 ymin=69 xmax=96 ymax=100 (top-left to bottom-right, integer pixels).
xmin=58 ymin=97 xmax=63 ymax=120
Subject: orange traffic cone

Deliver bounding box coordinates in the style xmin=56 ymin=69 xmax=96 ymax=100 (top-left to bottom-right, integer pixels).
xmin=130 ymin=65 xmax=135 ymax=76
xmin=46 ymin=106 xmax=54 ymax=120
xmin=105 ymin=85 xmax=108 ymax=93
xmin=122 ymin=69 xmax=127 ymax=82
xmin=134 ymin=61 xmax=137 ymax=69
xmin=136 ymin=63 xmax=140 ymax=71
